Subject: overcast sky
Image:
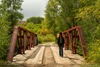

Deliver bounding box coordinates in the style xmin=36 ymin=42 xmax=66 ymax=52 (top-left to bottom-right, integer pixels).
xmin=0 ymin=0 xmax=49 ymax=21
xmin=20 ymin=0 xmax=49 ymax=21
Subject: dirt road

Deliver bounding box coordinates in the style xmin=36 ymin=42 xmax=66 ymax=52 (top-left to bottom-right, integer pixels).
xmin=12 ymin=43 xmax=84 ymax=67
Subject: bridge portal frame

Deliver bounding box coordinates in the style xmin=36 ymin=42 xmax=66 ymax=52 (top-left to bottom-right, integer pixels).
xmin=62 ymin=26 xmax=88 ymax=59
xmin=7 ymin=26 xmax=38 ymax=62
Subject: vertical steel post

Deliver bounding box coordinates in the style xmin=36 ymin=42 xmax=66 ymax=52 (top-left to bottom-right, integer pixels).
xmin=73 ymin=29 xmax=77 ymax=54
xmin=19 ymin=30 xmax=21 ymax=53
xmin=7 ymin=26 xmax=19 ymax=62
xmin=66 ymin=33 xmax=69 ymax=50
xmin=27 ymin=33 xmax=29 ymax=50
xmin=77 ymin=26 xmax=88 ymax=58
xmin=22 ymin=31 xmax=24 ymax=54
xmin=69 ymin=31 xmax=73 ymax=54
xmin=19 ymin=30 xmax=21 ymax=54
xmin=32 ymin=35 xmax=34 ymax=47
xmin=63 ymin=33 xmax=67 ymax=50
xmin=30 ymin=34 xmax=32 ymax=47
xmin=36 ymin=35 xmax=38 ymax=45
xmin=33 ymin=36 xmax=34 ymax=47
xmin=29 ymin=33 xmax=32 ymax=49
xmin=23 ymin=31 xmax=27 ymax=54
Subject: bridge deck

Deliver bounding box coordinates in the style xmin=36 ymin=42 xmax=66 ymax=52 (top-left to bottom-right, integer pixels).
xmin=12 ymin=43 xmax=84 ymax=67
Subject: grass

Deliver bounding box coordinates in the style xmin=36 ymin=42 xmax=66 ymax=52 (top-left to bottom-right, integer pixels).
xmin=39 ymin=41 xmax=54 ymax=44
xmin=0 ymin=60 xmax=17 ymax=67
xmin=80 ymin=64 xmax=100 ymax=67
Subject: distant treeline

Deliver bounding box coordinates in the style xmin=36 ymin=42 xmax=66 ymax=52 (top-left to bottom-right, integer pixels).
xmin=27 ymin=17 xmax=44 ymax=24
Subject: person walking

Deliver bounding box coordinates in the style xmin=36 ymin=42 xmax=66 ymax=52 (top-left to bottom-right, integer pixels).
xmin=57 ymin=32 xmax=65 ymax=57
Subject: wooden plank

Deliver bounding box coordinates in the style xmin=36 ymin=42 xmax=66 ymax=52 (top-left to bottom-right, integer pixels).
xmin=13 ymin=46 xmax=38 ymax=64
xmin=50 ymin=46 xmax=62 ymax=64
xmin=25 ymin=46 xmax=45 ymax=64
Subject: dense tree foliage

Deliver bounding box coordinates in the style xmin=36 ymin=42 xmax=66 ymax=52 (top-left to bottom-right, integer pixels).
xmin=0 ymin=12 xmax=11 ymax=60
xmin=76 ymin=0 xmax=100 ymax=63
xmin=40 ymin=19 xmax=53 ymax=35
xmin=0 ymin=0 xmax=24 ymax=61
xmin=0 ymin=0 xmax=24 ymax=33
xmin=45 ymin=0 xmax=59 ymax=39
xmin=45 ymin=0 xmax=100 ymax=63
xmin=27 ymin=17 xmax=44 ymax=24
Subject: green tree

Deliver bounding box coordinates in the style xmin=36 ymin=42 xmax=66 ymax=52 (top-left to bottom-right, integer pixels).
xmin=25 ymin=22 xmax=42 ymax=34
xmin=76 ymin=0 xmax=100 ymax=43
xmin=45 ymin=0 xmax=82 ymax=38
xmin=56 ymin=0 xmax=78 ymax=28
xmin=40 ymin=19 xmax=53 ymax=35
xmin=0 ymin=0 xmax=24 ymax=33
xmin=45 ymin=0 xmax=59 ymax=39
xmin=0 ymin=12 xmax=11 ymax=60
xmin=27 ymin=17 xmax=44 ymax=24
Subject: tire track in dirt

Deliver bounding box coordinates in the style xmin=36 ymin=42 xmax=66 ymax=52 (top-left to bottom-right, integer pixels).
xmin=43 ymin=45 xmax=55 ymax=64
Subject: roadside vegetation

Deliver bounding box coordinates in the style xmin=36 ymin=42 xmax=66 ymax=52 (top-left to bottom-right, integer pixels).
xmin=18 ymin=17 xmax=55 ymax=44
xmin=0 ymin=0 xmax=24 ymax=66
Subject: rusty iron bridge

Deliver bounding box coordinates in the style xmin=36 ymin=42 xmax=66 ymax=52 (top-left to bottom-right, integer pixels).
xmin=7 ymin=26 xmax=88 ymax=67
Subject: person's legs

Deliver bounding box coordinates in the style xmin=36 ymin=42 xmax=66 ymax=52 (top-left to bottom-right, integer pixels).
xmin=59 ymin=46 xmax=60 ymax=56
xmin=59 ymin=46 xmax=62 ymax=56
xmin=61 ymin=46 xmax=63 ymax=56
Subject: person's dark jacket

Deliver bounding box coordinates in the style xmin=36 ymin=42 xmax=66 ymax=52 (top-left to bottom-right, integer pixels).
xmin=57 ymin=36 xmax=65 ymax=47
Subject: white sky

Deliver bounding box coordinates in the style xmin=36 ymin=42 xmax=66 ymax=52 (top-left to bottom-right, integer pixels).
xmin=20 ymin=0 xmax=49 ymax=21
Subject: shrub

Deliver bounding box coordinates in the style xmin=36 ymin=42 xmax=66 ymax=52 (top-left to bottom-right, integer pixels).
xmin=87 ymin=41 xmax=100 ymax=63
xmin=0 ymin=16 xmax=11 ymax=60
xmin=43 ymin=34 xmax=55 ymax=42
xmin=86 ymin=25 xmax=100 ymax=63
xmin=37 ymin=35 xmax=43 ymax=43
xmin=0 ymin=60 xmax=17 ymax=67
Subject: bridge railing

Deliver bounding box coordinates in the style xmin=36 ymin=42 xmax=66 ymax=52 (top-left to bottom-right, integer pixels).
xmin=62 ymin=26 xmax=88 ymax=59
xmin=7 ymin=26 xmax=38 ymax=62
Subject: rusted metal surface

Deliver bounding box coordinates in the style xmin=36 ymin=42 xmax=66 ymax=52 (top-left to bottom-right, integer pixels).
xmin=7 ymin=26 xmax=19 ymax=62
xmin=62 ymin=26 xmax=88 ymax=59
xmin=77 ymin=26 xmax=88 ymax=58
xmin=7 ymin=26 xmax=37 ymax=62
